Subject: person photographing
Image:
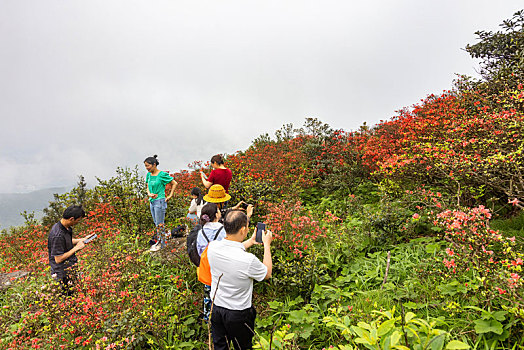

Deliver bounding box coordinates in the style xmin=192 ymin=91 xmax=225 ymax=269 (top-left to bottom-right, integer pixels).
xmin=207 ymin=210 xmax=273 ymax=350
xmin=200 ymin=154 xmax=232 ymax=194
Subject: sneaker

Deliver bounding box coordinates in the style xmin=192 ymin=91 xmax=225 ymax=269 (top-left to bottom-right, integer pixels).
xmin=150 ymin=242 xmax=161 ymax=252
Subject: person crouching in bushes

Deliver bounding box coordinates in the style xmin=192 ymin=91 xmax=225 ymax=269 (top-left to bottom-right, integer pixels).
xmin=144 ymin=155 xmax=178 ymax=252
xmin=196 ymin=203 xmax=226 ymax=322
xmin=203 ymin=184 xmax=253 ymax=221
xmin=186 ymin=187 xmax=205 ymax=226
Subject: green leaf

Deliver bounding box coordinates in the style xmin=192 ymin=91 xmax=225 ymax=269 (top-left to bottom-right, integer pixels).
xmin=288 ymin=309 xmax=307 ymax=324
xmin=425 ymin=242 xmax=440 ymax=253
xmin=284 ymin=333 xmax=295 ymax=340
xmin=357 ymin=321 xmax=372 ymax=330
xmin=445 ymin=340 xmax=470 ymax=349
xmin=338 ymin=346 xmax=354 ymax=350
xmin=390 ymin=331 xmax=401 ymax=345
xmin=351 ymin=326 xmax=369 ymax=340
xmin=354 ymin=337 xmax=372 ymax=345
xmin=267 ymin=301 xmax=283 ymax=309
xmin=405 ymin=312 xmax=416 ymax=323
xmin=428 ymin=334 xmax=445 ymax=350
xmin=403 ymin=302 xmax=419 ymax=310
xmin=491 ymin=311 xmax=507 ymax=321
xmin=473 ymin=319 xmax=503 ymax=335
xmin=437 ymin=281 xmax=460 ymax=296
xmin=298 ymin=324 xmax=314 ymax=339
xmin=378 ymin=319 xmax=396 ymax=337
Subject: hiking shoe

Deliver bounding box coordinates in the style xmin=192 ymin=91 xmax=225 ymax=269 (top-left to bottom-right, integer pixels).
xmin=150 ymin=242 xmax=161 ymax=252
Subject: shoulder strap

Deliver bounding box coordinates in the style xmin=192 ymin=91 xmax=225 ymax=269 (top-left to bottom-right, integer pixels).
xmin=201 ymin=228 xmax=210 ymax=243
xmin=201 ymin=226 xmax=223 ymax=243
xmin=212 ymin=226 xmax=223 ymax=241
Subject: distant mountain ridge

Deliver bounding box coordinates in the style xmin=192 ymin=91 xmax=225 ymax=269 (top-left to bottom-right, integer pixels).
xmin=0 ymin=187 xmax=69 ymax=230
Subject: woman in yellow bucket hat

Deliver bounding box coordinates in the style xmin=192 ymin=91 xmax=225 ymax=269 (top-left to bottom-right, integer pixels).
xmin=203 ymin=184 xmax=231 ymax=203
xmin=198 ymin=184 xmax=254 ymax=322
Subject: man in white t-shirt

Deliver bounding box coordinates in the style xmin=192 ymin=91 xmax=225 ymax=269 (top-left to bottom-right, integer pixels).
xmin=207 ymin=210 xmax=273 ymax=350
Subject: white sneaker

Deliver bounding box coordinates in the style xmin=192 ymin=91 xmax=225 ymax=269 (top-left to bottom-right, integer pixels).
xmin=150 ymin=242 xmax=161 ymax=252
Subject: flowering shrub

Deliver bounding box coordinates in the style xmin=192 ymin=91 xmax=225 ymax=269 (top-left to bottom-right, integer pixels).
xmin=432 ymin=205 xmax=523 ymax=303
xmin=363 ymin=86 xmax=524 ymax=206
xmin=227 ymin=136 xmax=315 ymax=203
xmin=0 ymin=201 xmax=199 ymax=349
xmin=0 ymin=65 xmax=523 ymax=348
xmin=263 ymin=200 xmax=326 ymax=259
xmin=260 ymin=200 xmax=335 ymax=298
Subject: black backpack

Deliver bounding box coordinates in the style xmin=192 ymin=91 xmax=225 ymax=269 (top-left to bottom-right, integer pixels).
xmin=187 ymin=225 xmax=223 ymax=267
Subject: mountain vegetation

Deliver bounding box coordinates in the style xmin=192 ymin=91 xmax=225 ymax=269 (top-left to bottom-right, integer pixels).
xmin=0 ymin=11 xmax=523 ymax=349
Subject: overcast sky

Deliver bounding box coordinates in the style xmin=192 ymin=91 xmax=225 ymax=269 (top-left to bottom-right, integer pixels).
xmin=0 ymin=0 xmax=522 ymax=193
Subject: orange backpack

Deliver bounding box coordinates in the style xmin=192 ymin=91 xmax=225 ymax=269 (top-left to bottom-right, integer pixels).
xmin=197 ymin=246 xmax=212 ymax=285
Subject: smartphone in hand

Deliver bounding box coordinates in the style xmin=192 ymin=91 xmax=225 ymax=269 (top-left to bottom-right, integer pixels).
xmin=84 ymin=234 xmax=97 ymax=244
xmin=256 ymin=222 xmax=266 ymax=243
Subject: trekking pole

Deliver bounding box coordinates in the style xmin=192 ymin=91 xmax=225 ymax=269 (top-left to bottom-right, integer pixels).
xmin=208 ymin=273 xmax=223 ymax=350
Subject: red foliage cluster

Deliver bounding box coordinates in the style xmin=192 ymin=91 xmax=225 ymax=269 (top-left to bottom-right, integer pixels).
xmin=167 ymin=169 xmax=201 ymax=198
xmin=405 ymin=187 xmax=524 ymax=300
xmin=228 ymin=136 xmax=316 ymax=192
xmin=0 ymin=202 xmax=188 ymax=349
xmin=433 ymin=204 xmax=523 ymax=296
xmin=263 ymin=200 xmax=326 ymax=258
xmin=361 ymin=86 xmax=524 ymax=203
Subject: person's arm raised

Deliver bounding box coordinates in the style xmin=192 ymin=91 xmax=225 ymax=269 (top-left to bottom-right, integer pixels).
xmin=243 ymin=227 xmax=257 ymax=250
xmin=262 ymin=230 xmax=273 ymax=279
xmin=200 ymin=171 xmax=212 ymax=189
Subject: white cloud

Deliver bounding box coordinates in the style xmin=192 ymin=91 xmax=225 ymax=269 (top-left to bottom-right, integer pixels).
xmin=0 ymin=0 xmax=522 ymax=192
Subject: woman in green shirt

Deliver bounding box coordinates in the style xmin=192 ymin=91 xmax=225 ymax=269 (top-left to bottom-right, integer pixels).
xmin=144 ymin=155 xmax=177 ymax=251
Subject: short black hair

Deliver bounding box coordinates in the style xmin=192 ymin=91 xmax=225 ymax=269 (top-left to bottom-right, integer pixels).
xmin=224 ymin=210 xmax=248 ymax=235
xmin=144 ymin=155 xmax=159 ymax=166
xmin=210 ymin=154 xmax=224 ymax=165
xmin=62 ymin=205 xmax=86 ymax=220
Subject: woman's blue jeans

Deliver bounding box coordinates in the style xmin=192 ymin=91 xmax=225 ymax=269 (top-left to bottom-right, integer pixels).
xmin=150 ymin=198 xmax=167 ymax=247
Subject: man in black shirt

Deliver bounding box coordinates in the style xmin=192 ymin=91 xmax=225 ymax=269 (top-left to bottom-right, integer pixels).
xmin=47 ymin=205 xmax=92 ymax=294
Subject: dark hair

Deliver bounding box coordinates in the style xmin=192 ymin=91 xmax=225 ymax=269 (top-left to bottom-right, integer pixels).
xmin=210 ymin=154 xmax=224 ymax=165
xmin=200 ymin=203 xmax=219 ymax=226
xmin=191 ymin=187 xmax=204 ymax=205
xmin=62 ymin=205 xmax=86 ymax=220
xmin=224 ymin=210 xmax=248 ymax=235
xmin=144 ymin=155 xmax=159 ymax=166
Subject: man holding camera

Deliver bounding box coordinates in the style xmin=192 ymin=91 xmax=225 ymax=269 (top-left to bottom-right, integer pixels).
xmin=207 ymin=210 xmax=273 ymax=350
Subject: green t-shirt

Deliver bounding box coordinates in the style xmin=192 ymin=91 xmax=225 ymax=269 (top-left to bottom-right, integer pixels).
xmin=146 ymin=171 xmax=173 ymax=202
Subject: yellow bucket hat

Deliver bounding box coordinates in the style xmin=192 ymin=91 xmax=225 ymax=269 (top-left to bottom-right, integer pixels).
xmin=203 ymin=184 xmax=231 ymax=203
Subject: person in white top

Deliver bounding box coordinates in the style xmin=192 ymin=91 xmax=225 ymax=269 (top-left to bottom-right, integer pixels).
xmin=196 ymin=202 xmax=225 ymax=322
xmin=207 ymin=210 xmax=273 ymax=350
xmin=186 ymin=187 xmax=205 ymax=225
